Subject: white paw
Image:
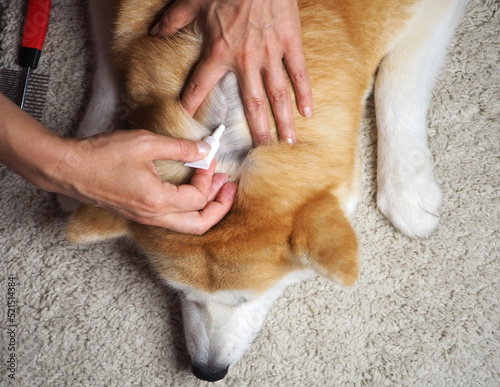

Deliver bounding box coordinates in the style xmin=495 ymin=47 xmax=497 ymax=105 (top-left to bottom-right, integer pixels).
xmin=377 ymin=156 xmax=442 ymax=239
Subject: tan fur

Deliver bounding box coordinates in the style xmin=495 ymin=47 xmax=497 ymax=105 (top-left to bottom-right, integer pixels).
xmin=67 ymin=0 xmax=418 ymax=292
xmin=67 ymin=205 xmax=129 ymax=243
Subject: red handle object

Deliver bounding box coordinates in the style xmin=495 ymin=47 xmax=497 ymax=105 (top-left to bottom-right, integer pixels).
xmin=19 ymin=0 xmax=52 ymax=69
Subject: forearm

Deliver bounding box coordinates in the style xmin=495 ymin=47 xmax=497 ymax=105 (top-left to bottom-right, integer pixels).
xmin=0 ymin=92 xmax=74 ymax=194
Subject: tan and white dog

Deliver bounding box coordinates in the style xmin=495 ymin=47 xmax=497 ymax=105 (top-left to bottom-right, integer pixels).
xmin=66 ymin=0 xmax=467 ymax=381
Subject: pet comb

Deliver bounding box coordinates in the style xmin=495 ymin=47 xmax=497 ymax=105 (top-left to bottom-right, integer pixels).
xmin=0 ymin=0 xmax=51 ymax=121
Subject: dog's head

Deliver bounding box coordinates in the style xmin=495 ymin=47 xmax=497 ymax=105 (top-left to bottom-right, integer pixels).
xmin=66 ymin=183 xmax=358 ymax=381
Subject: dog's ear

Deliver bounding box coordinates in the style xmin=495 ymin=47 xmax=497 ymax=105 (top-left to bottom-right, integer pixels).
xmin=66 ymin=205 xmax=129 ymax=244
xmin=289 ymin=192 xmax=359 ymax=286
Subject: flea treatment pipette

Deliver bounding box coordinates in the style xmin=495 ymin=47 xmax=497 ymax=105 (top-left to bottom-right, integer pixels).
xmin=185 ymin=124 xmax=226 ymax=169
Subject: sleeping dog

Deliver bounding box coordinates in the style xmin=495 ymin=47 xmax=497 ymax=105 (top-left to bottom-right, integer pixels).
xmin=66 ymin=0 xmax=467 ymax=381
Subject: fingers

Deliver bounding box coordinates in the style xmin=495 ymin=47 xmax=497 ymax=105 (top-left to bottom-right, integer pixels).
xmin=183 ymin=59 xmax=300 ymax=147
xmin=160 ymin=181 xmax=238 ymax=235
xmin=206 ymin=173 xmax=231 ymax=202
xmin=181 ymin=43 xmax=276 ymax=146
xmin=151 ymin=161 xmax=238 ymax=234
xmin=262 ymin=61 xmax=296 ymax=144
xmin=181 ymin=159 xmax=219 ymax=209
xmin=152 ymin=0 xmax=314 ymax=147
xmin=187 ymin=181 xmax=238 ymax=235
xmin=151 ymin=0 xmax=200 ymax=36
xmin=236 ymin=70 xmax=272 ymax=145
xmin=284 ymin=50 xmax=314 ymax=119
xmin=143 ymin=132 xmax=211 ymax=162
xmin=166 ymin=159 xmax=221 ymax=213
xmin=180 ymin=58 xmax=229 ymax=117
xmin=280 ymin=0 xmax=314 ymax=119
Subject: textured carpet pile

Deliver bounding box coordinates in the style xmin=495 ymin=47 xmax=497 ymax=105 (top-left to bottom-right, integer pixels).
xmin=1 ymin=0 xmax=498 ymax=385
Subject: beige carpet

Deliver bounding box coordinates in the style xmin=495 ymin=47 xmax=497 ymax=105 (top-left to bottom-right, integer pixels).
xmin=1 ymin=0 xmax=499 ymax=385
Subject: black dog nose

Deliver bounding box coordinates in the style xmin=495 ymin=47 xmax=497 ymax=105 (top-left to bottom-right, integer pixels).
xmin=191 ymin=363 xmax=229 ymax=382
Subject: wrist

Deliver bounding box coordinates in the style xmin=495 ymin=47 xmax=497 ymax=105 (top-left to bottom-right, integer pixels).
xmin=49 ymin=136 xmax=101 ymax=206
xmin=40 ymin=135 xmax=80 ymax=195
xmin=12 ymin=128 xmax=76 ymax=195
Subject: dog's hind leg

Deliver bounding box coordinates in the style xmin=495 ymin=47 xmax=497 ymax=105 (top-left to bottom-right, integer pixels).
xmin=75 ymin=0 xmax=123 ymax=139
xmin=375 ymin=0 xmax=468 ymax=239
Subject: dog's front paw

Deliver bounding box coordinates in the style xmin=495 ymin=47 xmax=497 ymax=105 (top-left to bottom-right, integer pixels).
xmin=377 ymin=155 xmax=442 ymax=239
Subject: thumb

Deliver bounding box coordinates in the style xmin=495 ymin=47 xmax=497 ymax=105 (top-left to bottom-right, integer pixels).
xmin=151 ymin=0 xmax=200 ymax=36
xmin=150 ymin=135 xmax=211 ymax=162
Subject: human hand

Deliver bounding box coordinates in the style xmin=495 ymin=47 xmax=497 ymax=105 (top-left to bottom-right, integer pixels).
xmin=59 ymin=130 xmax=237 ymax=235
xmin=151 ymin=0 xmax=314 ymax=145
xmin=0 ymin=92 xmax=234 ymax=235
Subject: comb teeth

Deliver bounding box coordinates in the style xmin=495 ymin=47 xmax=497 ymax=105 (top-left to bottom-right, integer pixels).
xmin=0 ymin=69 xmax=50 ymax=121
xmin=0 ymin=69 xmax=21 ymax=102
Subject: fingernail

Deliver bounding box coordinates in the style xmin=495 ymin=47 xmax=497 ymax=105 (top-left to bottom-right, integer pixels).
xmin=303 ymin=106 xmax=312 ymax=118
xmin=285 ymin=137 xmax=294 ymax=145
xmin=196 ymin=141 xmax=211 ymax=155
xmin=150 ymin=23 xmax=160 ymax=36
